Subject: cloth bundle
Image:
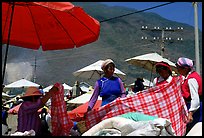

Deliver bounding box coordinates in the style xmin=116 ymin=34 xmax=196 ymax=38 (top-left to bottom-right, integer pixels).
xmin=84 ymin=76 xmax=188 ymax=136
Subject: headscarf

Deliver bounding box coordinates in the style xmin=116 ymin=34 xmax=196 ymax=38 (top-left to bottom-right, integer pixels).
xmin=176 ymin=57 xmax=193 ymax=69
xmin=101 ymin=59 xmax=115 ymax=71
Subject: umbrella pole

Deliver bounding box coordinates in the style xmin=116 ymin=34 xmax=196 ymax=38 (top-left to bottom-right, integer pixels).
xmin=149 ymin=64 xmax=154 ymax=87
xmin=2 ymin=2 xmax=15 ymax=85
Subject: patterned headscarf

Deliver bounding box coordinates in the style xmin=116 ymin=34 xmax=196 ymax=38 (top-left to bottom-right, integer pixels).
xmin=176 ymin=57 xmax=194 ymax=69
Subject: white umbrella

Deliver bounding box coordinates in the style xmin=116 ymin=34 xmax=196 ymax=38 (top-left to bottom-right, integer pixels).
xmin=73 ymin=60 xmax=126 ymax=80
xmin=4 ymin=78 xmax=40 ymax=88
xmin=125 ymin=52 xmax=178 ymax=73
xmin=43 ymin=83 xmax=72 ymax=92
xmin=43 ymin=85 xmax=53 ymax=92
xmin=62 ymin=83 xmax=72 ymax=90
xmin=68 ymin=92 xmax=102 ymax=104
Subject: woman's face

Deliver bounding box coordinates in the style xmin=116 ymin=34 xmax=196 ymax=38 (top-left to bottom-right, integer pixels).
xmin=176 ymin=65 xmax=189 ymax=76
xmin=156 ymin=66 xmax=171 ymax=79
xmin=104 ymin=63 xmax=115 ymax=77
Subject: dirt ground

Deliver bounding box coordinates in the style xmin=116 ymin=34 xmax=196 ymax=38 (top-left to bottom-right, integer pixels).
xmin=7 ymin=114 xmax=18 ymax=134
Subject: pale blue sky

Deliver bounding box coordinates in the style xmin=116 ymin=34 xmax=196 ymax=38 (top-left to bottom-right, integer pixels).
xmin=101 ymin=2 xmax=202 ymax=31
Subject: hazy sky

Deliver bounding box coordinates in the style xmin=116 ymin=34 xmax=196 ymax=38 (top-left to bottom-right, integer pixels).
xmin=101 ymin=2 xmax=202 ymax=31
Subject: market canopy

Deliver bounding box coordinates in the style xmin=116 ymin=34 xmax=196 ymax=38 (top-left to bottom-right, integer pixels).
xmin=4 ymin=78 xmax=40 ymax=88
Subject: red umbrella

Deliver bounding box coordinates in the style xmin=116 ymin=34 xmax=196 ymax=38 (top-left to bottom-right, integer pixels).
xmin=8 ymin=103 xmax=50 ymax=114
xmin=2 ymin=2 xmax=100 ymax=82
xmin=8 ymin=103 xmax=22 ymax=114
xmin=67 ymin=100 xmax=102 ymax=122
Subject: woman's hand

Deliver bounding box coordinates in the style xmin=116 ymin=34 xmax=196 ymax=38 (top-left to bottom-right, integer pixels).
xmin=187 ymin=112 xmax=193 ymax=123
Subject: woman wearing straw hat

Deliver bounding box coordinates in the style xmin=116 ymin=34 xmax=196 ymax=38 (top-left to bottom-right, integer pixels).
xmin=175 ymin=57 xmax=202 ymax=134
xmin=153 ymin=61 xmax=173 ymax=86
xmin=17 ymin=86 xmax=58 ymax=136
xmin=86 ymin=59 xmax=126 ymax=112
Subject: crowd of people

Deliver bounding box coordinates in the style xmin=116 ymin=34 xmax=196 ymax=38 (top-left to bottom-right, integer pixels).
xmin=2 ymin=57 xmax=202 ymax=136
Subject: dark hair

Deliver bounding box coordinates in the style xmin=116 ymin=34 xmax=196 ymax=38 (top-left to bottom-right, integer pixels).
xmin=156 ymin=62 xmax=172 ymax=75
xmin=41 ymin=107 xmax=47 ymax=114
xmin=22 ymin=95 xmax=41 ymax=101
xmin=39 ymin=85 xmax=43 ymax=89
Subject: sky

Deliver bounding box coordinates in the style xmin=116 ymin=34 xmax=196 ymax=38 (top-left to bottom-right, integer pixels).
xmin=101 ymin=2 xmax=202 ymax=31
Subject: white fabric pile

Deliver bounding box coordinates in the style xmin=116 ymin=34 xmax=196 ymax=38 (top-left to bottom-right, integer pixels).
xmin=82 ymin=117 xmax=176 ymax=136
xmin=10 ymin=129 xmax=35 ymax=136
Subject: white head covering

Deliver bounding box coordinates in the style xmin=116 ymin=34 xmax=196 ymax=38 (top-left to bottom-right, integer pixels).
xmin=101 ymin=59 xmax=115 ymax=71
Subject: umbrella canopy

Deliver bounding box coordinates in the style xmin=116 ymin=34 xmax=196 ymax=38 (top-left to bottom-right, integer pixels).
xmin=73 ymin=60 xmax=126 ymax=80
xmin=4 ymin=78 xmax=40 ymax=88
xmin=8 ymin=103 xmax=50 ymax=114
xmin=62 ymin=83 xmax=72 ymax=90
xmin=68 ymin=92 xmax=102 ymax=104
xmin=125 ymin=52 xmax=178 ymax=73
xmin=67 ymin=100 xmax=102 ymax=122
xmin=2 ymin=2 xmax=100 ymax=50
xmin=8 ymin=103 xmax=22 ymax=114
xmin=2 ymin=2 xmax=100 ymax=83
xmin=43 ymin=83 xmax=72 ymax=92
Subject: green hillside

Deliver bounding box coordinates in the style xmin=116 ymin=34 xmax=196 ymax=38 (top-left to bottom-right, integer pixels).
xmin=2 ymin=2 xmax=202 ymax=87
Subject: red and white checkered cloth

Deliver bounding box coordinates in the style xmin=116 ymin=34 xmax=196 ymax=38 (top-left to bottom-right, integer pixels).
xmin=51 ymin=83 xmax=73 ymax=136
xmin=85 ymin=76 xmax=188 ymax=136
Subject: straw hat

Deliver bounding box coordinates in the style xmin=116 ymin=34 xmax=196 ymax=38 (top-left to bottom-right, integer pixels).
xmin=21 ymin=86 xmax=42 ymax=99
xmin=101 ymin=59 xmax=115 ymax=71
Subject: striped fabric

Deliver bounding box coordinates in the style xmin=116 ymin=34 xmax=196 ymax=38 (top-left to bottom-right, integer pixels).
xmin=85 ymin=76 xmax=188 ymax=136
xmin=51 ymin=83 xmax=73 ymax=136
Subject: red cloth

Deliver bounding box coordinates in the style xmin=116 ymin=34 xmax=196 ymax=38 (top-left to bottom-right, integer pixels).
xmin=85 ymin=76 xmax=188 ymax=136
xmin=51 ymin=83 xmax=73 ymax=136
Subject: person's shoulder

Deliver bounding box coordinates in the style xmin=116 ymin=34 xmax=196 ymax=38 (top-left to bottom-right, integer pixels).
xmin=115 ymin=76 xmax=122 ymax=81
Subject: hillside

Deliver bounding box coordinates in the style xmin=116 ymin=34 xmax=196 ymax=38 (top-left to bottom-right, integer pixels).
xmin=2 ymin=2 xmax=202 ymax=87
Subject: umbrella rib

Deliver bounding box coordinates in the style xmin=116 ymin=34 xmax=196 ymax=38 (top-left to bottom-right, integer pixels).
xmin=27 ymin=3 xmax=42 ymax=46
xmin=88 ymin=70 xmax=96 ymax=80
xmin=2 ymin=2 xmax=12 ymax=38
xmin=46 ymin=8 xmax=76 ymax=47
xmin=66 ymin=8 xmax=99 ymax=37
